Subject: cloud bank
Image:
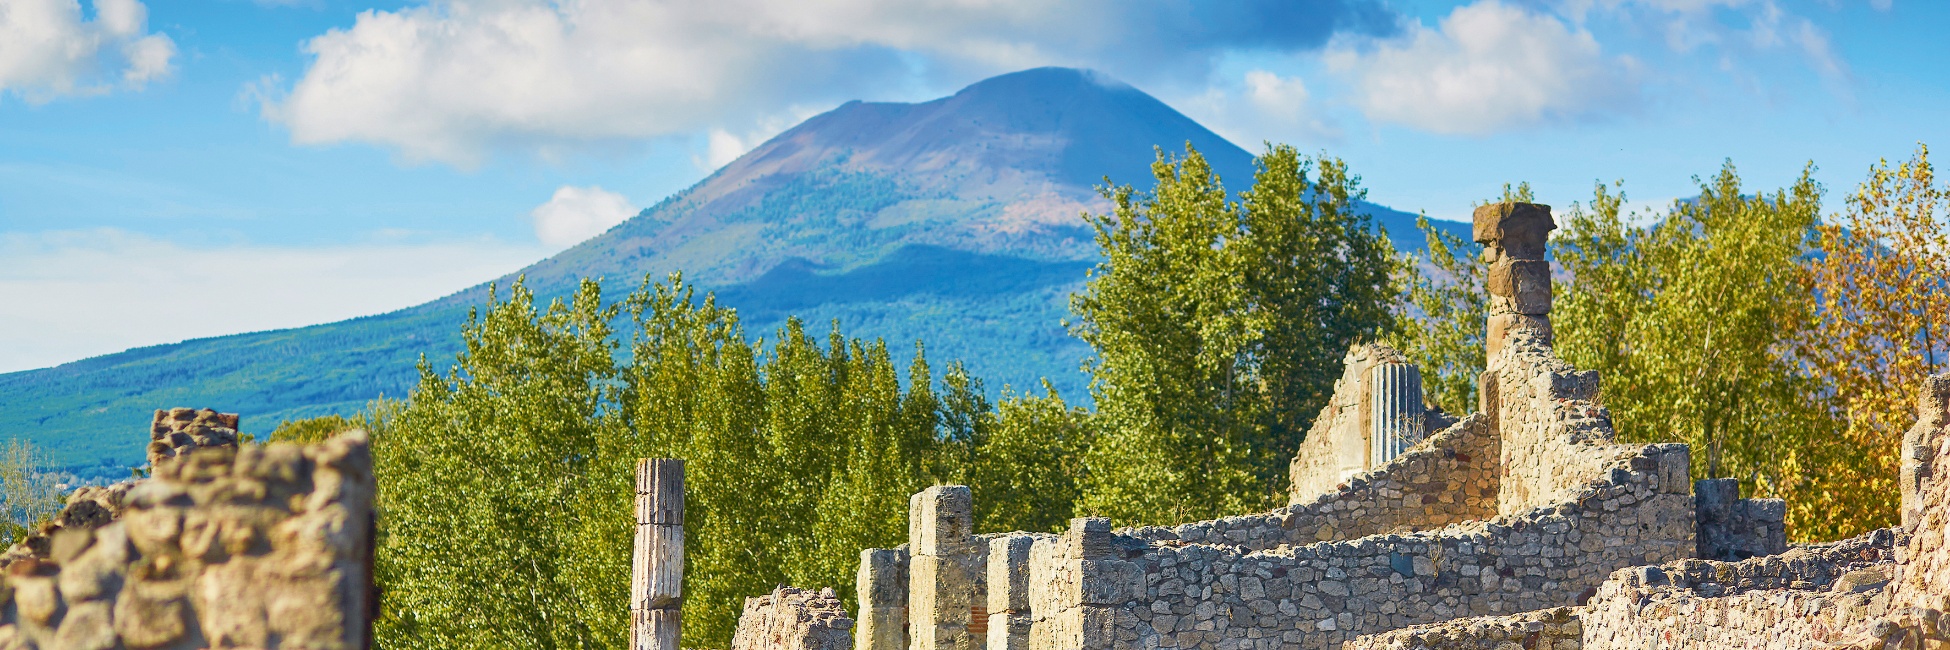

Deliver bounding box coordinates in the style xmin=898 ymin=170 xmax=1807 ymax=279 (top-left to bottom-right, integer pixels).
xmin=263 ymin=0 xmax=1397 ymax=165
xmin=0 ymin=0 xmax=175 ymax=102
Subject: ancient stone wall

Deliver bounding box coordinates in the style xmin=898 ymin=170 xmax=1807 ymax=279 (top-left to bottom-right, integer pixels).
xmin=1897 ymin=373 xmax=1950 ymax=612
xmin=1124 ymin=413 xmax=1497 ymax=553
xmin=0 ymin=429 xmax=375 ymax=650
xmin=1342 ymin=607 xmax=1581 ymax=650
xmin=1577 ymin=529 xmax=1900 ymax=649
xmin=1026 ymin=441 xmax=1691 ymax=650
xmin=1693 ymin=478 xmax=1786 ymax=561
xmin=1289 ymin=346 xmax=1445 ymax=504
xmin=731 ymin=586 xmax=855 ymax=650
xmin=147 ymin=408 xmax=241 ymax=469
xmin=988 ymin=533 xmax=1051 ymax=650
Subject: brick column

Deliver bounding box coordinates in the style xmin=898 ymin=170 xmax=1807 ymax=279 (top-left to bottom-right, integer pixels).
xmin=858 ymin=547 xmax=911 ymax=650
xmin=1473 ymin=202 xmax=1556 ymax=363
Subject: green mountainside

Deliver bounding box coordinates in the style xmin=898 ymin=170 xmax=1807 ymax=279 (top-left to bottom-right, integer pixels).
xmin=0 ymin=67 xmax=1466 ymax=471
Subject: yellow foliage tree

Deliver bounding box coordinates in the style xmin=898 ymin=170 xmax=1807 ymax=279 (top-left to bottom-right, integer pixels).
xmin=1800 ymin=143 xmax=1950 ymax=541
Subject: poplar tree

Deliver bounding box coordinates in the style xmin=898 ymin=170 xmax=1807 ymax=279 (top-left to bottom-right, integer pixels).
xmin=1070 ymin=144 xmax=1397 ymax=525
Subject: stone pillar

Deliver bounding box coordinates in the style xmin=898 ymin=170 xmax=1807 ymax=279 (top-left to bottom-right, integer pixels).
xmin=1368 ymin=363 xmax=1425 ymax=466
xmin=910 ymin=485 xmax=985 ymax=650
xmin=632 ymin=459 xmax=685 ymax=650
xmin=1694 ymin=478 xmax=1785 ymax=561
xmin=1026 ymin=518 xmax=1134 ymax=650
xmin=986 ymin=535 xmax=1036 ymax=650
xmin=858 ymin=548 xmax=911 ymax=650
xmin=1473 ymin=202 xmax=1556 ymax=362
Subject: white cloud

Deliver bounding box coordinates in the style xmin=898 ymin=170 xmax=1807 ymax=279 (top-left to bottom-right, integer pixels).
xmin=1326 ymin=0 xmax=1640 ymax=135
xmin=530 ymin=185 xmax=638 ymax=248
xmin=262 ymin=0 xmax=1398 ymax=166
xmin=0 ymin=229 xmax=547 ymax=373
xmin=1178 ymin=69 xmax=1342 ymax=147
xmin=0 ymin=0 xmax=175 ymax=102
xmin=1558 ymin=0 xmax=1850 ymax=86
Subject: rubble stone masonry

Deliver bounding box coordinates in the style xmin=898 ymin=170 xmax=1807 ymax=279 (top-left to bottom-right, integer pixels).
xmin=0 ymin=427 xmax=375 ymax=649
xmin=732 ymin=586 xmax=855 ymax=650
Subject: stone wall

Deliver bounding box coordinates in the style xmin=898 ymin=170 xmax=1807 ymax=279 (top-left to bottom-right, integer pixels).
xmin=1026 ymin=441 xmax=1692 ymax=650
xmin=1125 ymin=413 xmax=1497 ymax=553
xmin=908 ymin=485 xmax=991 ymax=650
xmin=1342 ymin=607 xmax=1581 ymax=650
xmin=1577 ymin=529 xmax=1901 ymax=649
xmin=147 ymin=408 xmax=241 ymax=469
xmin=732 ymin=586 xmax=855 ymax=650
xmin=1289 ymin=346 xmax=1447 ymax=504
xmin=857 ymin=547 xmax=909 ymax=650
xmin=0 ymin=429 xmax=375 ymax=649
xmin=1897 ymin=374 xmax=1950 ymax=612
xmin=1693 ymin=478 xmax=1786 ymax=561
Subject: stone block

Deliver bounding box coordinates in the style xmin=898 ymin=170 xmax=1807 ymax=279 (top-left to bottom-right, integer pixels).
xmin=911 ymin=486 xmax=974 ymax=557
xmin=1471 ymin=202 xmax=1555 ymax=259
xmin=858 ymin=548 xmax=909 ymax=608
xmin=911 ymin=555 xmax=975 ymax=626
xmin=857 ymin=606 xmax=907 ymax=650
xmin=1657 ymin=445 xmax=1691 ymax=495
xmin=988 ymin=535 xmax=1035 ymax=613
xmin=1076 ymin=559 xmax=1145 ymax=606
xmin=1487 ymin=260 xmax=1552 ymax=314
xmin=1064 ymin=518 xmax=1115 ymax=561
xmin=986 ymin=612 xmax=1031 ymax=650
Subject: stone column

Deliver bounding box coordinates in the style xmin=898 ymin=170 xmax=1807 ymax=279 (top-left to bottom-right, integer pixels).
xmin=1026 ymin=518 xmax=1135 ymax=650
xmin=1473 ymin=202 xmax=1556 ymax=362
xmin=910 ymin=485 xmax=985 ymax=650
xmin=632 ymin=459 xmax=685 ymax=650
xmin=858 ymin=547 xmax=911 ymax=650
xmin=1367 ymin=363 xmax=1425 ymax=466
xmin=986 ymin=535 xmax=1037 ymax=650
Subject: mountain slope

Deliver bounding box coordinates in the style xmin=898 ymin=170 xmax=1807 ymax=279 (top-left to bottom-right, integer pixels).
xmin=0 ymin=67 xmax=1467 ymax=469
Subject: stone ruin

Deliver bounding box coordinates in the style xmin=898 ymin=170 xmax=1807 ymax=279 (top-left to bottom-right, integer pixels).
xmin=0 ymin=408 xmax=375 ymax=649
xmin=724 ymin=201 xmax=1947 ymax=650
xmin=732 ymin=587 xmax=855 ymax=650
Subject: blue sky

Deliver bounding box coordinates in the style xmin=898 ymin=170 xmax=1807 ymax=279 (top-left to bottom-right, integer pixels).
xmin=1 ymin=0 xmax=1943 ymax=372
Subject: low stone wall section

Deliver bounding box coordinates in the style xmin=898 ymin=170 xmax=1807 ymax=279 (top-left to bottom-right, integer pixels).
xmin=0 ymin=430 xmax=375 ymax=649
xmin=732 ymin=586 xmax=855 ymax=650
xmin=1342 ymin=607 xmax=1581 ymax=650
xmin=1028 ymin=442 xmax=1693 ymax=650
xmin=1122 ymin=413 xmax=1497 ymax=553
xmin=1486 ymin=342 xmax=1631 ymax=518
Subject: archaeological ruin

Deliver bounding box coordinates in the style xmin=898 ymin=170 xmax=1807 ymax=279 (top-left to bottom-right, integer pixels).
xmin=734 ymin=202 xmax=1950 ymax=650
xmin=1 ymin=203 xmax=1944 ymax=649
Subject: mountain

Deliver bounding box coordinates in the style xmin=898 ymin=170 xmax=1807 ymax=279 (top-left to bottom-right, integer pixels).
xmin=0 ymin=67 xmax=1467 ymax=470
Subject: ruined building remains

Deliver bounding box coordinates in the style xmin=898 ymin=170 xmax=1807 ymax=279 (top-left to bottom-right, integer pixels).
xmin=0 ymin=409 xmax=376 ymax=649
xmin=728 ymin=202 xmax=1948 ymax=650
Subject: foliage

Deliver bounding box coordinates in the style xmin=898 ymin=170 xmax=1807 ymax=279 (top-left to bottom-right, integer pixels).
xmin=1799 ymin=143 xmax=1950 ymax=540
xmin=268 ymin=414 xmax=362 ymax=445
xmin=1553 ymin=163 xmax=1841 ymax=534
xmin=371 ymin=274 xmax=1009 ymax=649
xmin=1070 ymin=144 xmax=1398 ymax=525
xmin=1387 ymin=214 xmax=1485 ymax=414
xmin=966 ymin=382 xmax=1093 ymax=534
xmin=0 ymin=439 xmax=62 ymax=546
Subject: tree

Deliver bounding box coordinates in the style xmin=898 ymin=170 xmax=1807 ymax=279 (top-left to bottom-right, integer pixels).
xmin=1553 ymin=163 xmax=1840 ymax=533
xmin=965 ymin=382 xmax=1092 ymax=534
xmin=1800 ymin=143 xmax=1950 ymax=540
xmin=0 ymin=439 xmax=61 ymax=546
xmin=374 ymin=278 xmax=619 ymax=649
xmin=1071 ymin=143 xmax=1398 ymax=525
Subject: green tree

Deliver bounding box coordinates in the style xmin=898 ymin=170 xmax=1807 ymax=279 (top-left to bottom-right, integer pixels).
xmin=1553 ymin=163 xmax=1839 ymax=522
xmin=374 ymin=278 xmax=618 ymax=649
xmin=0 ymin=439 xmax=62 ymax=546
xmin=966 ymin=382 xmax=1092 ymax=534
xmin=1071 ymin=143 xmax=1398 ymax=525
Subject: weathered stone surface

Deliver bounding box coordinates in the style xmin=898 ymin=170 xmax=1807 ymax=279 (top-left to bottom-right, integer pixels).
xmin=856 ymin=547 xmax=909 ymax=650
xmin=1471 ymin=203 xmax=1555 ymax=259
xmin=731 ymin=586 xmax=854 ymax=650
xmin=0 ymin=424 xmax=374 ymax=650
xmin=1694 ymin=478 xmax=1787 ymax=561
xmin=1486 ymin=260 xmax=1551 ymax=315
xmin=146 ymin=407 xmax=241 ymax=469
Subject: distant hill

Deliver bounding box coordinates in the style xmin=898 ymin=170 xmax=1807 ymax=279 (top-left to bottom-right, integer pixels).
xmin=0 ymin=67 xmax=1468 ymax=469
